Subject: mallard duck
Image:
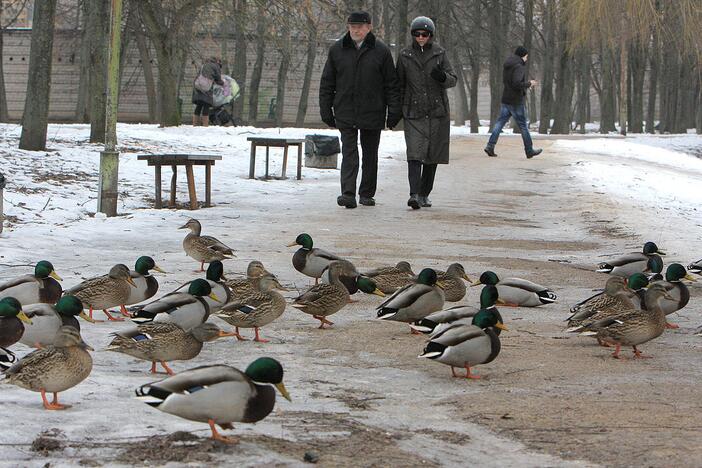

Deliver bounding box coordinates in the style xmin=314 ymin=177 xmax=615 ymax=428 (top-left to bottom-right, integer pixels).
xmin=135 ymin=357 xmax=291 ymax=444
xmin=291 ymin=261 xmax=350 ymax=329
xmin=362 ymin=261 xmax=415 ymax=294
xmin=169 ymin=261 xmax=232 ymax=314
xmin=435 ymin=263 xmax=472 ymax=302
xmin=131 ymin=279 xmax=220 ymax=332
xmin=0 ymin=260 xmax=62 ymax=305
xmin=126 ymin=256 xmax=165 ymax=306
xmin=20 ymin=295 xmax=93 ymax=348
xmin=224 ymin=261 xmax=273 ymax=298
xmin=179 ymin=218 xmax=235 ymax=272
xmin=566 ymin=276 xmax=640 ymax=331
xmin=65 ymin=264 xmax=137 ymax=321
xmin=321 ymin=262 xmax=386 ymax=299
xmin=0 ymin=297 xmax=31 ymax=349
xmin=411 ymin=285 xmax=500 ymax=335
xmin=597 ymin=241 xmax=665 ymax=277
xmin=419 ymin=308 xmax=506 ymax=379
xmin=689 ymin=259 xmax=702 ymax=276
xmin=288 ymin=233 xmax=344 ymax=284
xmin=0 ymin=347 xmax=16 ymax=371
xmin=3 ymin=326 xmax=93 ymax=410
xmin=377 ymin=268 xmax=446 ymax=332
xmin=215 ymin=275 xmax=288 ymax=342
xmin=650 ymin=263 xmax=696 ymax=328
xmin=577 ymin=284 xmax=672 ymax=359
xmin=472 ymin=271 xmax=556 ymax=307
xmin=106 ymin=322 xmax=234 ymax=375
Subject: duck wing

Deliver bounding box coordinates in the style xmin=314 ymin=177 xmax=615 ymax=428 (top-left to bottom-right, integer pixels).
xmin=200 ymin=236 xmax=234 ymax=256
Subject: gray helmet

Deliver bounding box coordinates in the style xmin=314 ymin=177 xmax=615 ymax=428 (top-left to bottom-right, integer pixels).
xmin=410 ymin=16 xmax=435 ymax=35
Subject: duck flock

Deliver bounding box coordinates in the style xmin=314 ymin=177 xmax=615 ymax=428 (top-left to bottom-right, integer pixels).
xmin=0 ymin=220 xmax=699 ymax=443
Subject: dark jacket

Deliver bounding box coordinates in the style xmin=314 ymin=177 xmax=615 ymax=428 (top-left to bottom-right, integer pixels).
xmin=319 ymin=31 xmax=401 ymax=130
xmin=396 ymin=42 xmax=457 ymax=164
xmin=501 ymin=54 xmax=531 ymax=106
xmin=192 ymin=60 xmax=223 ymax=106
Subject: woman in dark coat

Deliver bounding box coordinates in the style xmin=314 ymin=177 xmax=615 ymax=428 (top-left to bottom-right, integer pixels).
xmin=396 ymin=16 xmax=457 ymax=209
xmin=192 ymin=57 xmax=223 ymax=127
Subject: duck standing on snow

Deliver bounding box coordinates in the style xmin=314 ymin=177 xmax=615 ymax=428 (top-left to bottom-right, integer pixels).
xmin=135 ymin=357 xmax=291 ymax=444
xmin=0 ymin=260 xmax=62 ymax=305
xmin=224 ymin=260 xmax=273 ymax=298
xmin=179 ymin=218 xmax=235 ymax=272
xmin=472 ymin=270 xmax=556 ymax=307
xmin=435 ymin=263 xmax=473 ymax=302
xmin=288 ymin=233 xmax=345 ymax=285
xmin=650 ymin=263 xmax=696 ymax=329
xmin=596 ymin=241 xmax=665 ymax=277
xmin=419 ymin=308 xmax=506 ymax=379
xmin=362 ymin=261 xmax=415 ymax=294
xmin=126 ymin=256 xmax=165 ymax=307
xmin=106 ymin=322 xmax=234 ymax=375
xmin=168 ymin=261 xmax=231 ymax=314
xmin=292 ymin=261 xmax=350 ymax=329
xmin=65 ymin=264 xmax=137 ymax=321
xmin=411 ymin=285 xmax=501 ymax=335
xmin=0 ymin=297 xmax=31 ymax=369
xmin=131 ymin=279 xmax=220 ymax=332
xmin=3 ymin=326 xmax=93 ymax=410
xmin=20 ymin=295 xmax=93 ymax=348
xmin=376 ymin=268 xmax=445 ymax=332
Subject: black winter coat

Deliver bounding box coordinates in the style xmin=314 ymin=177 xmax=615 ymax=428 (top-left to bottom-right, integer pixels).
xmin=396 ymin=42 xmax=457 ymax=164
xmin=319 ymin=32 xmax=401 ymax=130
xmin=501 ymin=54 xmax=531 ymax=106
xmin=192 ymin=61 xmax=223 ymax=106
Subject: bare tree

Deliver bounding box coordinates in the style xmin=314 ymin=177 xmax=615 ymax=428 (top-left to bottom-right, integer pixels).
xmin=231 ymin=0 xmax=248 ymax=123
xmin=0 ymin=0 xmax=29 ymax=122
xmin=247 ymin=0 xmax=267 ymax=123
xmin=86 ymin=0 xmax=110 ymax=142
xmin=296 ymin=0 xmax=319 ymax=126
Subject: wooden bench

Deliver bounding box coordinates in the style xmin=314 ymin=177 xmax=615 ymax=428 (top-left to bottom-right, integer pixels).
xmin=137 ymin=154 xmax=222 ymax=210
xmin=247 ymin=137 xmax=304 ymax=180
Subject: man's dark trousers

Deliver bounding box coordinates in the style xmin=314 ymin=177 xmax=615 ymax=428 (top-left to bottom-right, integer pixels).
xmin=339 ymin=128 xmax=382 ymax=198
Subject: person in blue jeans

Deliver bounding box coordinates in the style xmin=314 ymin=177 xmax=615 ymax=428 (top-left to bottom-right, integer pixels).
xmin=485 ymin=46 xmax=542 ymax=159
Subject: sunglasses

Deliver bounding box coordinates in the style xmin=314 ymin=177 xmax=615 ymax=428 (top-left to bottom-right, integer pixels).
xmin=412 ymin=31 xmax=431 ymax=38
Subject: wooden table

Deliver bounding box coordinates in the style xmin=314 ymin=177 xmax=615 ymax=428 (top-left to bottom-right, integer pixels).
xmin=137 ymin=154 xmax=222 ymax=210
xmin=247 ymin=137 xmax=304 ymax=180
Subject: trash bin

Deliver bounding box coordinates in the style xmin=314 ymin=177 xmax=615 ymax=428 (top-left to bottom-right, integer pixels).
xmin=0 ymin=172 xmax=5 ymax=234
xmin=305 ymin=134 xmax=341 ymax=169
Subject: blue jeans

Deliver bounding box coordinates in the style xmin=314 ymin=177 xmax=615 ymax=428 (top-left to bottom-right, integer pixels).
xmin=487 ymin=103 xmax=533 ymax=152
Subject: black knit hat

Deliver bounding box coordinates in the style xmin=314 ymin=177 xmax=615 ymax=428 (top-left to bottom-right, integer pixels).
xmin=347 ymin=11 xmax=371 ymax=24
xmin=515 ymin=46 xmax=528 ymax=57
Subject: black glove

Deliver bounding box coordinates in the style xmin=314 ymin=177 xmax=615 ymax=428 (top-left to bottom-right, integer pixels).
xmin=430 ymin=65 xmax=447 ymax=83
xmin=322 ymin=115 xmax=336 ymax=128
xmin=386 ymin=114 xmax=401 ymax=129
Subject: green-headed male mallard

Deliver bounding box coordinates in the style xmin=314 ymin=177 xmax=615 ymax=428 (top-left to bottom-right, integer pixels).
xmin=215 ymin=274 xmax=288 ymax=342
xmin=135 ymin=357 xmax=291 ymax=444
xmin=224 ymin=260 xmax=273 ymax=299
xmin=170 ymin=261 xmax=232 ymax=314
xmin=577 ymin=284 xmax=672 ymax=359
xmin=288 ymin=233 xmax=344 ymax=284
xmin=106 ymin=321 xmax=234 ymax=375
xmin=473 ymin=271 xmax=556 ymax=307
xmin=436 ymin=263 xmax=473 ymax=302
xmin=362 ymin=261 xmax=415 ymax=294
xmin=65 ymin=264 xmax=137 ymax=321
xmin=597 ymin=241 xmax=665 ymax=277
xmin=180 ymin=218 xmax=234 ymax=272
xmin=0 ymin=260 xmax=62 ymax=305
xmin=689 ymin=259 xmax=702 ymax=276
xmin=126 ymin=256 xmax=166 ymax=306
xmin=376 ymin=268 xmax=446 ymax=332
xmin=3 ymin=326 xmax=93 ymax=410
xmin=20 ymin=295 xmax=93 ymax=348
xmin=292 ymin=260 xmax=349 ymax=329
xmin=419 ymin=308 xmax=507 ymax=379
xmin=650 ymin=263 xmax=696 ymax=329
xmin=411 ymin=285 xmax=500 ymax=335
xmin=131 ymin=279 xmax=220 ymax=332
xmin=566 ymin=276 xmax=640 ymax=332
xmin=0 ymin=297 xmax=31 ymax=358
xmin=321 ymin=260 xmax=386 ymax=299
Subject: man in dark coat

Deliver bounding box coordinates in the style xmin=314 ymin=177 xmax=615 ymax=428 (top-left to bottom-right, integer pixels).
xmin=484 ymin=46 xmax=542 ymax=159
xmin=319 ymin=11 xmax=402 ymax=209
xmin=397 ymin=16 xmax=457 ymax=209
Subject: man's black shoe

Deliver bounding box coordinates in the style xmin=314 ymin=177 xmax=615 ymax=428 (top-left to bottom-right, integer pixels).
xmin=407 ymin=194 xmax=420 ymax=210
xmin=337 ymin=195 xmax=357 ymax=209
xmin=359 ymin=197 xmax=375 ymax=206
xmin=484 ymin=147 xmax=497 ymax=157
xmin=419 ymin=196 xmax=432 ymax=207
xmin=526 ymin=148 xmax=543 ymax=159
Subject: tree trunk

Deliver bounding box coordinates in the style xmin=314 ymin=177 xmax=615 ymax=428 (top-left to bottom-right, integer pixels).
xmin=381 ymin=0 xmax=391 ymax=40
xmin=697 ymin=78 xmax=702 ymax=134
xmin=452 ymin=49 xmax=468 ymax=126
xmin=232 ymin=0 xmax=247 ymax=123
xmin=296 ymin=14 xmax=317 ymax=127
xmin=467 ymin=0 xmax=481 ymax=133
xmin=274 ymin=17 xmax=291 ymax=127
xmin=551 ymin=23 xmax=575 ymax=134
xmin=538 ymin=0 xmax=556 ymax=134
xmin=135 ymin=28 xmax=157 ymax=122
xmin=87 ymin=0 xmax=109 ymax=143
xmin=629 ymin=41 xmax=645 ymax=133
xmin=645 ymin=23 xmax=659 ymax=133
xmin=0 ymin=6 xmax=8 ymax=122
xmin=247 ymin=3 xmax=266 ymax=123
xmin=574 ymin=51 xmax=590 ymax=133
xmin=395 ymin=0 xmax=408 ymax=61
xmin=618 ymin=29 xmax=628 ymax=135
xmin=19 ymin=0 xmax=57 ymax=151
xmin=599 ymin=50 xmax=617 ymax=133
xmin=74 ymin=0 xmax=90 ymax=122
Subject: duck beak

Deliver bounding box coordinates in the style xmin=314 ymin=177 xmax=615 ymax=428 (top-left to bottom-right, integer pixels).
xmin=209 ymin=292 xmax=221 ymax=302
xmin=178 ymin=223 xmax=189 ymax=230
xmin=220 ymin=273 xmax=229 ymax=281
xmin=496 ymin=298 xmax=508 ymax=305
xmin=372 ymin=288 xmax=385 ymax=297
xmin=470 ymin=280 xmax=482 ymax=287
xmin=286 ymin=242 xmax=298 ymax=247
xmin=217 ymin=330 xmax=237 ymax=337
xmin=463 ymin=273 xmax=473 ymax=282
xmin=684 ymin=274 xmax=697 ymax=282
xmin=153 ymin=266 xmax=167 ymax=274
xmin=50 ymin=271 xmax=63 ymax=281
xmin=79 ymin=311 xmax=96 ymax=323
xmin=495 ymin=322 xmax=508 ymax=331
xmin=81 ymin=340 xmax=95 ymax=351
xmin=126 ymin=276 xmax=137 ymax=287
xmin=17 ymin=310 xmax=32 ymax=324
xmin=275 ymin=382 xmax=292 ymax=402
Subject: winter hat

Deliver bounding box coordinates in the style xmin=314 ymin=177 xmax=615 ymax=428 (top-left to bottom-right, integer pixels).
xmin=347 ymin=11 xmax=371 ymax=24
xmin=515 ymin=46 xmax=529 ymax=57
xmin=410 ymin=16 xmax=435 ymax=35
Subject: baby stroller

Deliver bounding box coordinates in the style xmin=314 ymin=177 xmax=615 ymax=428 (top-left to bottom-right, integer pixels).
xmin=209 ymin=75 xmax=240 ymax=126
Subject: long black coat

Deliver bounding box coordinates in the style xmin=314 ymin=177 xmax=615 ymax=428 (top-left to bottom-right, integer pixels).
xmin=319 ymin=32 xmax=401 ymax=130
xmin=396 ymin=42 xmax=457 ymax=164
xmin=192 ymin=60 xmax=222 ymax=106
xmin=501 ymin=54 xmax=531 ymax=106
